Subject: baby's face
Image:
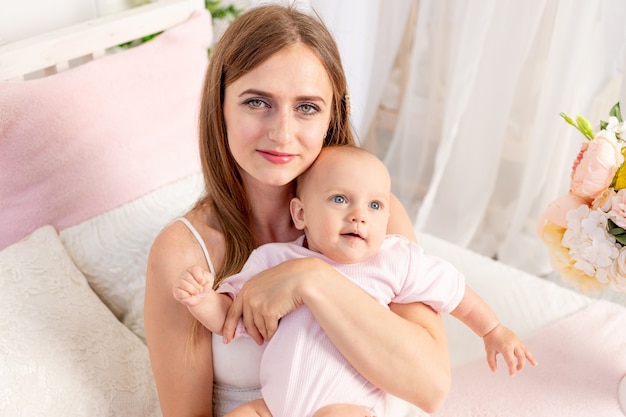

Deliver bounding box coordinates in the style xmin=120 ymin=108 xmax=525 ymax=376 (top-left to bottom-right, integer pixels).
xmin=291 ymin=147 xmax=391 ymax=264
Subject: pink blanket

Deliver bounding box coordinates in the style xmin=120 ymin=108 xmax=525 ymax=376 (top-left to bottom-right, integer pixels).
xmin=434 ymin=300 xmax=626 ymax=416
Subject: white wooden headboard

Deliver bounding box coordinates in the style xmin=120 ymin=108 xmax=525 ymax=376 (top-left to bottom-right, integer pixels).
xmin=0 ymin=0 xmax=204 ymax=82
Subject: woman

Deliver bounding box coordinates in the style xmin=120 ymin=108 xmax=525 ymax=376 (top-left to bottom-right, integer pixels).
xmin=144 ymin=4 xmax=450 ymax=417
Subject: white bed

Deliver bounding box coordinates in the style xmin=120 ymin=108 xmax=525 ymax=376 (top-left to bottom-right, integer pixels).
xmin=1 ymin=1 xmax=625 ymax=416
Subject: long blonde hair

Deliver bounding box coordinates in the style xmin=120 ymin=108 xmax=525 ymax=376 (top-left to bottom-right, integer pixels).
xmin=196 ymin=4 xmax=355 ymax=286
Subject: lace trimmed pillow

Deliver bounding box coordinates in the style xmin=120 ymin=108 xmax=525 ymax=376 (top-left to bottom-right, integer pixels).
xmin=0 ymin=226 xmax=160 ymax=417
xmin=60 ymin=173 xmax=204 ymax=342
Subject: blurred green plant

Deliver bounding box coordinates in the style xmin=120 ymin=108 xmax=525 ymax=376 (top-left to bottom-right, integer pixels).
xmin=206 ymin=0 xmax=242 ymax=20
xmin=118 ymin=0 xmax=243 ymax=50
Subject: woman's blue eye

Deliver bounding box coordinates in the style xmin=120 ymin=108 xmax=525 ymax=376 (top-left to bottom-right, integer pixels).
xmin=369 ymin=201 xmax=381 ymax=210
xmin=298 ymin=103 xmax=319 ymax=114
xmin=331 ymin=195 xmax=346 ymax=204
xmin=246 ymin=99 xmax=267 ymax=108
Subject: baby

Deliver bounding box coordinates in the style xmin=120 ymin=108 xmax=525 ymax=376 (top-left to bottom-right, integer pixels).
xmin=174 ymin=145 xmax=536 ymax=417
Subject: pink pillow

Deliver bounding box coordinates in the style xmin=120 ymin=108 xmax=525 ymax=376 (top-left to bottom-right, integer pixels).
xmin=0 ymin=10 xmax=212 ymax=249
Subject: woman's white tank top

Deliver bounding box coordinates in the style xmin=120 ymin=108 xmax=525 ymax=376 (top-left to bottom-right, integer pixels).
xmin=177 ymin=218 xmax=263 ymax=416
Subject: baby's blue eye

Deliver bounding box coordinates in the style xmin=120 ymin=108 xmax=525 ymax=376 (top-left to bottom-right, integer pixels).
xmin=369 ymin=201 xmax=381 ymax=210
xmin=331 ymin=195 xmax=346 ymax=204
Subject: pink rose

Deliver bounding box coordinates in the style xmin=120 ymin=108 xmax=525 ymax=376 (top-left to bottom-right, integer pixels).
xmin=536 ymin=193 xmax=587 ymax=235
xmin=570 ymin=136 xmax=623 ymax=202
xmin=609 ymin=188 xmax=626 ymax=229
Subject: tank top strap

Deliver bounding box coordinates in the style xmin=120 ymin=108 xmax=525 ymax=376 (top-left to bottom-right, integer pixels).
xmin=176 ymin=217 xmax=216 ymax=276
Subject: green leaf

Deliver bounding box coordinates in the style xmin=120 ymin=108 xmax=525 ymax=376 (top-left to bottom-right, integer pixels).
xmin=607 ymin=219 xmax=626 ymax=245
xmin=614 ymin=234 xmax=626 ymax=246
xmin=610 ymin=102 xmax=623 ymax=123
xmin=600 ymin=120 xmax=608 ymax=131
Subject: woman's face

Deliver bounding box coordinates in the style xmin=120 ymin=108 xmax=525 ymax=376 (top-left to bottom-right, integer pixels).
xmin=223 ymin=44 xmax=334 ymax=189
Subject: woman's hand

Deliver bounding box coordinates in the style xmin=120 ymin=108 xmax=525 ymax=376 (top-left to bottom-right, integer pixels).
xmin=222 ymin=258 xmax=320 ymax=344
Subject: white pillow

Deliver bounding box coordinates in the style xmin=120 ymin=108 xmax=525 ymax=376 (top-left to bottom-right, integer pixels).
xmin=0 ymin=226 xmax=161 ymax=417
xmin=60 ymin=173 xmax=204 ymax=342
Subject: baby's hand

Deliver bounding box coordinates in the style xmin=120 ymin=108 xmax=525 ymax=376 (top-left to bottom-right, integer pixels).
xmin=172 ymin=265 xmax=215 ymax=307
xmin=483 ymin=324 xmax=537 ymax=376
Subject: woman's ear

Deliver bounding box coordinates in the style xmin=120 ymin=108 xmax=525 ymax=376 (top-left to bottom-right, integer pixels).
xmin=290 ymin=197 xmax=306 ymax=230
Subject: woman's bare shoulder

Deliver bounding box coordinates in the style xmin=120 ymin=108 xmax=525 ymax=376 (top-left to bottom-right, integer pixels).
xmin=149 ymin=206 xmax=225 ymax=277
xmin=388 ymin=193 xmax=417 ymax=242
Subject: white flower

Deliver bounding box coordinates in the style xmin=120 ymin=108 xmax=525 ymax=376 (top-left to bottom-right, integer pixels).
xmin=609 ymin=247 xmax=626 ymax=290
xmin=597 ymin=116 xmax=626 ymax=143
xmin=562 ymin=206 xmax=618 ymax=281
xmin=606 ymin=116 xmax=626 ymax=136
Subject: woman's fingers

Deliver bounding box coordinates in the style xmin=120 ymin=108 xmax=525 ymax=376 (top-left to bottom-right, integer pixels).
xmin=223 ymin=295 xmax=243 ymax=342
xmin=264 ymin=316 xmax=279 ymax=340
xmin=223 ymin=259 xmax=312 ymax=344
xmin=250 ymin=310 xmax=268 ymax=343
xmin=243 ymin=300 xmax=264 ymax=345
xmin=223 ymin=292 xmax=265 ymax=345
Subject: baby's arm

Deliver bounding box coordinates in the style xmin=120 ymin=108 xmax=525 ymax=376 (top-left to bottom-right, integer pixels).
xmin=451 ymin=286 xmax=537 ymax=375
xmin=172 ymin=265 xmax=233 ymax=336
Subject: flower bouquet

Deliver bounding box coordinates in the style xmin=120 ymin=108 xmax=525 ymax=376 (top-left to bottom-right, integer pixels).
xmin=537 ymin=102 xmax=626 ymax=293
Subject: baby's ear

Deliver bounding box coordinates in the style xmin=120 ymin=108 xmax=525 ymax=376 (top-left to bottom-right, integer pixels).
xmin=290 ymin=197 xmax=306 ymax=230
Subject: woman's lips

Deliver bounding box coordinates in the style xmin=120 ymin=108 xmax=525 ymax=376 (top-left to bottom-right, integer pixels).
xmin=258 ymin=150 xmax=296 ymax=164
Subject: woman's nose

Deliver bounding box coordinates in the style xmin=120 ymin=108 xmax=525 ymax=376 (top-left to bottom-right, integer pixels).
xmin=268 ymin=109 xmax=292 ymax=144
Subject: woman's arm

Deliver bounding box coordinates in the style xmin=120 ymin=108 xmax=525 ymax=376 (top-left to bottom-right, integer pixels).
xmin=223 ymin=195 xmax=451 ymax=413
xmin=144 ymin=222 xmax=215 ymax=417
xmin=300 ymin=259 xmax=451 ymax=412
xmin=386 ymin=195 xmax=450 ymax=408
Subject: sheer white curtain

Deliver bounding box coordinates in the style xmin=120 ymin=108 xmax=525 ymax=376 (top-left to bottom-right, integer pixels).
xmin=309 ymin=0 xmax=413 ymax=139
xmin=384 ymin=0 xmax=626 ymax=275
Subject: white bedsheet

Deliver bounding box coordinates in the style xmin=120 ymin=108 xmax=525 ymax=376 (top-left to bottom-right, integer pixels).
xmin=418 ymin=232 xmax=595 ymax=367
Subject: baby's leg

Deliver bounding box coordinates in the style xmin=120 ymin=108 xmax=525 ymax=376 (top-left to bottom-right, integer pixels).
xmin=225 ymin=398 xmax=273 ymax=417
xmin=312 ymin=404 xmax=376 ymax=417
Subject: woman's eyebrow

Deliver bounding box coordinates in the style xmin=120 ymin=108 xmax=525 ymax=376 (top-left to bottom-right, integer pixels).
xmin=239 ymin=88 xmax=270 ymax=97
xmin=239 ymin=89 xmax=326 ymax=104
